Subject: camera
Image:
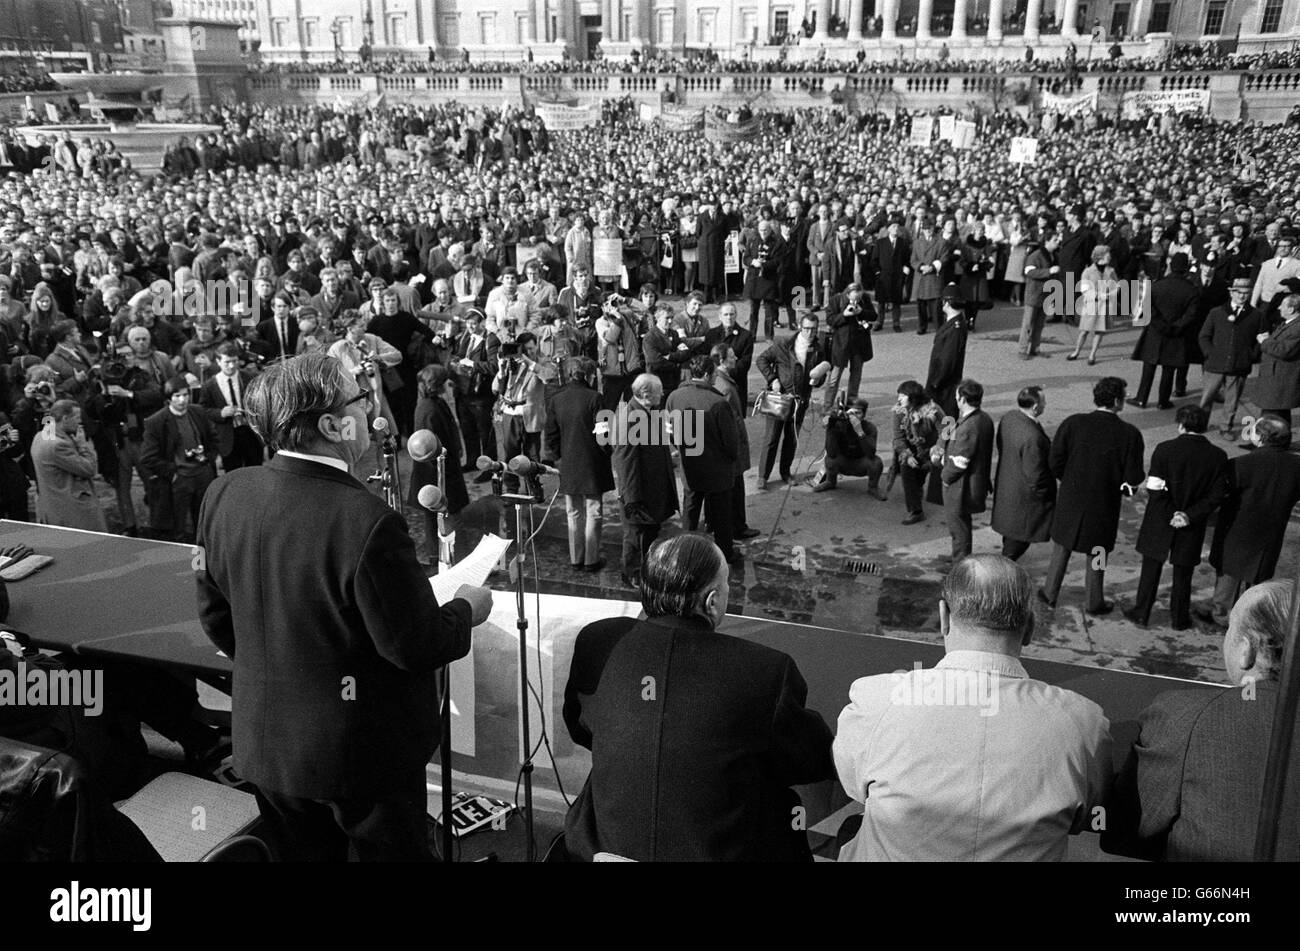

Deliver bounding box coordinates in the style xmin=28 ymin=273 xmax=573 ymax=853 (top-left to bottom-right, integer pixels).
xmin=183 ymin=445 xmax=207 ymax=463
xmin=500 ymin=341 xmax=521 ymax=359
xmin=0 ymin=423 xmax=18 ymax=450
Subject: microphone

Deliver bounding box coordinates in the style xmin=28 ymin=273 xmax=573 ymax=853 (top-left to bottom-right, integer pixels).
xmin=407 ymin=428 xmax=441 ymax=463
xmin=372 ymin=417 xmax=389 ymax=434
xmin=417 ymin=484 xmax=446 ymax=512
xmin=508 ymin=455 xmax=558 ymax=478
xmin=476 ymin=454 xmax=506 ymax=473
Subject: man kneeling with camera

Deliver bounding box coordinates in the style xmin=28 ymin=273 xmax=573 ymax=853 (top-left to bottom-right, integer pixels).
xmin=811 ymin=395 xmax=885 ymax=497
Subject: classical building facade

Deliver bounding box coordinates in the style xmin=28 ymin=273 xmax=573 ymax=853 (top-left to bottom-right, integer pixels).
xmin=254 ymin=0 xmax=1300 ymax=61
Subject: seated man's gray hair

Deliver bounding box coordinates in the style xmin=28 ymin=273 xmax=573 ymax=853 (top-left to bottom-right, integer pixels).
xmin=244 ymin=352 xmax=354 ymax=453
xmin=941 ymin=554 xmax=1034 ymax=635
xmin=1229 ymin=579 xmax=1293 ymax=681
xmin=641 ymin=533 xmax=723 ymax=621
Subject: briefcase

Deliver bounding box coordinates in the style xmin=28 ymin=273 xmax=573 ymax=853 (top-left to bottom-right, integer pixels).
xmin=753 ymin=391 xmax=797 ymax=422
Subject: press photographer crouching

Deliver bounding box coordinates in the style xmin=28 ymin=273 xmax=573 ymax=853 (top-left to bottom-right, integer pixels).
xmin=811 ymin=396 xmax=886 ymax=496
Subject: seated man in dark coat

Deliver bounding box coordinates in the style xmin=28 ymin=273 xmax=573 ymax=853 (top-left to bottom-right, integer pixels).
xmin=562 ymin=532 xmax=835 ymax=861
xmin=1103 ymin=579 xmax=1300 ymax=861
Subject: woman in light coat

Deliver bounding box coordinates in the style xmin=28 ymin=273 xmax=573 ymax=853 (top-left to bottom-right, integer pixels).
xmin=1067 ymin=245 xmax=1119 ymax=365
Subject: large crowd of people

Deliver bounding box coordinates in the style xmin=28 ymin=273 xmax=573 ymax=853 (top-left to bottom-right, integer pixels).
xmin=1 ymin=86 xmax=1299 ymax=863
xmin=248 ymin=45 xmax=1300 ymax=76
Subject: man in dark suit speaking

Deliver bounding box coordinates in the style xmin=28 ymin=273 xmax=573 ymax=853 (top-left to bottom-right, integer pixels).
xmin=195 ymin=352 xmax=493 ymax=861
xmin=562 ymin=532 xmax=834 ymax=861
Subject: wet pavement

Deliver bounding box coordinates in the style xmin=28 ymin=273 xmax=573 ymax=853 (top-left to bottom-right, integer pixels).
xmin=95 ymin=297 xmax=1300 ymax=687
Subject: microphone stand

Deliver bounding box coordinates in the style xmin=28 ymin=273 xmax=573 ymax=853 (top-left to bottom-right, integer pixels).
xmin=489 ymin=468 xmax=544 ymax=862
xmin=366 ymin=417 xmax=404 ymax=512
xmin=435 ymin=447 xmax=455 ymax=863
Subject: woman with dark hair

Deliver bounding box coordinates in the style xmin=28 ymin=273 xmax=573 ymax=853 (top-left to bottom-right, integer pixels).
xmin=890 ymin=379 xmax=943 ymax=525
xmin=561 ymin=532 xmax=834 ymax=862
xmin=408 ymin=363 xmax=468 ymax=568
xmin=26 ymin=281 xmax=63 ymax=359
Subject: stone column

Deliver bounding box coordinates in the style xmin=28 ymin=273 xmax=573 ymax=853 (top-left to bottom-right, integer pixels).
xmin=917 ymin=0 xmax=935 ymax=39
xmin=630 ymin=0 xmax=648 ymax=42
xmin=988 ymin=0 xmax=1004 ymax=39
xmin=881 ymin=0 xmax=898 ymax=39
xmin=813 ymin=0 xmax=832 ymax=39
xmin=1061 ymin=0 xmax=1079 ymax=35
xmin=1024 ymin=0 xmax=1042 ymax=41
xmin=952 ymin=0 xmax=968 ymax=36
xmin=848 ymin=0 xmax=866 ymax=38
xmin=1129 ymin=0 xmax=1146 ymax=37
xmin=556 ymin=0 xmax=569 ymax=41
xmin=603 ymin=0 xmax=615 ymax=42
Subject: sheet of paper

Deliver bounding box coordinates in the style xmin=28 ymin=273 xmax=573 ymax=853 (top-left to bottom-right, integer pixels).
xmin=429 ymin=533 xmax=513 ymax=605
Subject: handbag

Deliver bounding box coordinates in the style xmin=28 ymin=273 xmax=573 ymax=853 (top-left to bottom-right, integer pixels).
xmin=753 ymin=390 xmax=797 ymax=422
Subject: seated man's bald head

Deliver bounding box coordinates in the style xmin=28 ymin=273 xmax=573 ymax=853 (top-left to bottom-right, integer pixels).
xmin=940 ymin=554 xmax=1035 ymax=646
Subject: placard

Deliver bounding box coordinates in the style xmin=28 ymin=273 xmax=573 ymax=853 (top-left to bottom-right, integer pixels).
xmin=1009 ymin=136 xmax=1039 ymax=165
xmin=938 ymin=115 xmax=956 ymax=142
xmin=909 ymin=115 xmax=934 ymax=148
xmin=724 ymin=231 xmax=741 ymax=274
xmin=1120 ymin=88 xmax=1210 ymax=118
xmin=593 ymin=237 xmax=623 ymax=279
xmin=952 ymin=119 xmax=977 ymax=150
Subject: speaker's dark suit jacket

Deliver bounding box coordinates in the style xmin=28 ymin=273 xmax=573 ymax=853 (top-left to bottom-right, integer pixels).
xmin=1103 ymin=683 xmax=1300 ymax=861
xmin=563 ymin=614 xmax=835 ymax=861
xmin=195 ymin=454 xmax=473 ymax=800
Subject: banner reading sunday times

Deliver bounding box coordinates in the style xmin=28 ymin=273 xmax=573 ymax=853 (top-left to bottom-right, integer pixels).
xmin=1120 ymin=88 xmax=1210 ymax=118
xmin=534 ymin=102 xmax=599 ymax=131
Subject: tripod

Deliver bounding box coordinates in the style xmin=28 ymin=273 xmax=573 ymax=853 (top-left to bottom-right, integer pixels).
xmin=489 ymin=469 xmax=544 ymax=862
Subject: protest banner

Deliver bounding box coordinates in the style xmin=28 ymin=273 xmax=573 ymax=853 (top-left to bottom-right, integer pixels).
xmin=1042 ymin=90 xmax=1099 ymax=116
xmin=1120 ymin=89 xmax=1210 ymax=119
xmin=938 ymin=115 xmax=956 ymax=142
xmin=535 ymin=102 xmax=599 ymax=131
xmin=704 ymin=113 xmax=759 ymax=144
xmin=659 ymin=105 xmax=704 ymax=132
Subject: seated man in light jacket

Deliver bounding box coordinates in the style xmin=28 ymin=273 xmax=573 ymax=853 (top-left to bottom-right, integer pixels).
xmin=834 ymin=554 xmax=1112 ymax=861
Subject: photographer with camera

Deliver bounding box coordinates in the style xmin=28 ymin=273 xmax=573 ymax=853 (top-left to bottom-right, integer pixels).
xmin=452 ymin=309 xmax=499 ymax=469
xmin=31 ymin=399 xmax=107 ymax=531
xmin=85 ymin=344 xmax=163 ymax=537
xmin=824 ymin=283 xmax=876 ymax=413
xmin=594 ymin=289 xmax=645 ymax=413
xmin=811 ymin=396 xmax=885 ymax=496
xmin=558 ymin=264 xmax=603 ymax=364
xmin=43 ymin=320 xmax=96 ymax=405
xmin=490 ymin=331 xmax=544 ymax=492
xmin=200 ymin=343 xmax=265 ymax=473
xmin=327 ymin=311 xmax=401 ymax=437
xmin=140 ymin=376 xmax=218 ymax=543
